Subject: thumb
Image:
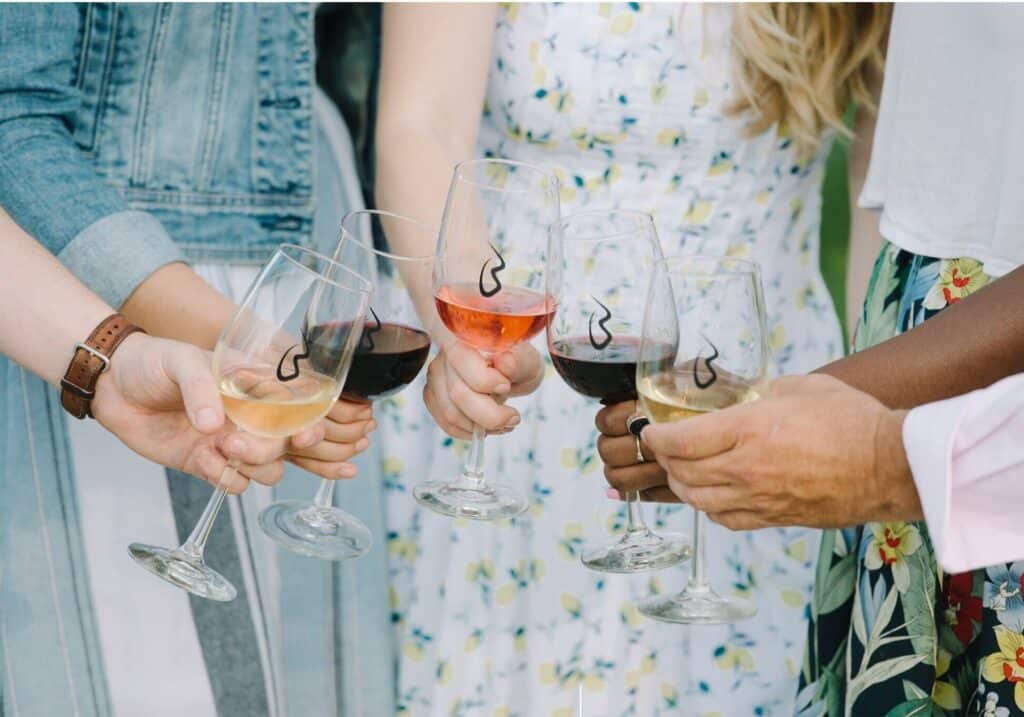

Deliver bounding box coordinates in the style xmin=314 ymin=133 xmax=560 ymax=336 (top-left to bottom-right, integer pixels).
xmin=641 ymin=409 xmax=741 ymax=461
xmin=166 ymin=344 xmax=224 ymax=434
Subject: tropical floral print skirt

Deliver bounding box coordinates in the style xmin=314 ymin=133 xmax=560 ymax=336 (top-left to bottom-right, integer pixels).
xmin=797 ymin=241 xmax=1024 ymax=716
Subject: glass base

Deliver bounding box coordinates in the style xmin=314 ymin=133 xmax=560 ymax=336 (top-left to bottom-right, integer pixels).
xmin=258 ymin=500 xmax=372 ymax=561
xmin=413 ymin=479 xmax=527 ymax=521
xmin=128 ymin=543 xmax=237 ymax=602
xmin=638 ymin=585 xmax=756 ymax=624
xmin=581 ymin=529 xmax=691 ymax=574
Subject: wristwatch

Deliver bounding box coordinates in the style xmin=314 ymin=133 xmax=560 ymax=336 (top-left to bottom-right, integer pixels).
xmin=60 ymin=314 xmax=146 ymax=419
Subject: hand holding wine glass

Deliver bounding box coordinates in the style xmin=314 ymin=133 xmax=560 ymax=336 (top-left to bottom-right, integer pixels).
xmin=546 ymin=209 xmax=690 ymax=572
xmin=414 ymin=158 xmax=559 ymax=520
xmin=635 ymin=255 xmax=769 ymax=624
xmin=128 ymin=245 xmax=370 ymax=601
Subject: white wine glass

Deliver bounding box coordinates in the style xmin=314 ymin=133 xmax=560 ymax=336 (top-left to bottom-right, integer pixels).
xmin=546 ymin=209 xmax=691 ymax=572
xmin=129 ymin=245 xmax=371 ymax=600
xmin=414 ymin=158 xmax=560 ymax=520
xmin=260 ymin=210 xmax=435 ymax=559
xmin=636 ymin=255 xmax=768 ymax=623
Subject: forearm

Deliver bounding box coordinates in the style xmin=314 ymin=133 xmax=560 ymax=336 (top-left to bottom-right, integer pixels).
xmin=0 ymin=210 xmax=112 ymax=386
xmin=818 ymin=264 xmax=1024 ymax=408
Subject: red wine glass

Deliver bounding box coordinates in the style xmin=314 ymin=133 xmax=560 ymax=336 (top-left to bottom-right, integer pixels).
xmin=414 ymin=158 xmax=559 ymax=520
xmin=259 ymin=211 xmax=435 ymax=560
xmin=547 ymin=209 xmax=691 ymax=572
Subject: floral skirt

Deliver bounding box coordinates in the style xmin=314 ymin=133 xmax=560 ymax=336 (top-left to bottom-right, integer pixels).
xmin=797 ymin=242 xmax=1024 ymax=716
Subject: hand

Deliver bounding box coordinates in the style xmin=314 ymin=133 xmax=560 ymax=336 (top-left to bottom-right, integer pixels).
xmin=594 ymin=400 xmax=677 ymax=503
xmin=92 ymin=334 xmax=324 ymax=494
xmin=640 ymin=374 xmax=921 ymax=530
xmin=286 ymin=399 xmax=376 ymax=478
xmin=422 ymin=340 xmax=544 ymax=439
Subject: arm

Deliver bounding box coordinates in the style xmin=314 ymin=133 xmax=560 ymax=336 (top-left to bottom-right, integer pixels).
xmin=818 ymin=264 xmax=1024 ymax=408
xmin=845 ymin=100 xmax=884 ymax=338
xmin=376 ymin=3 xmax=542 ymax=438
xmin=0 ymin=208 xmax=323 ymax=493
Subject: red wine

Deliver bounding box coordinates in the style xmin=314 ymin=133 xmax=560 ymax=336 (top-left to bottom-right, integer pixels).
xmin=549 ymin=336 xmax=643 ymax=405
xmin=435 ymin=283 xmax=555 ymax=352
xmin=307 ymin=322 xmax=431 ymax=401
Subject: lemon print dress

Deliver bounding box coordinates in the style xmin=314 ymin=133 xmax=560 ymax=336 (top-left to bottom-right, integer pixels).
xmin=383 ymin=5 xmax=843 ymax=715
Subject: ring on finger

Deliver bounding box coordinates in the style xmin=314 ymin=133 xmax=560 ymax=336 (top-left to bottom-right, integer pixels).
xmin=626 ymin=414 xmax=650 ymax=464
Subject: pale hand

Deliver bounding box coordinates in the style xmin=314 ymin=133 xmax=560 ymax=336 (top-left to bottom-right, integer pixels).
xmin=422 ymin=340 xmax=544 ymax=439
xmin=91 ymin=334 xmax=325 ymax=494
xmin=640 ymin=374 xmax=922 ymax=530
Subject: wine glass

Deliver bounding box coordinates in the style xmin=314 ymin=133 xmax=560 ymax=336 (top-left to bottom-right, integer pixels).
xmin=260 ymin=210 xmax=435 ymax=559
xmin=414 ymin=158 xmax=560 ymax=520
xmin=547 ymin=209 xmax=691 ymax=572
xmin=129 ymin=245 xmax=371 ymax=600
xmin=635 ymin=255 xmax=768 ymax=623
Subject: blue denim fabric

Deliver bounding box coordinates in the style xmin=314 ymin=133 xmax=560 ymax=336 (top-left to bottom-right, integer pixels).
xmin=0 ymin=3 xmax=315 ymax=308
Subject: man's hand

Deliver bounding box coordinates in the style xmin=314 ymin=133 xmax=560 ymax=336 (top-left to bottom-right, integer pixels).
xmin=286 ymin=399 xmax=376 ymax=478
xmin=595 ymin=400 xmax=677 ymax=503
xmin=92 ymin=334 xmax=324 ymax=494
xmin=422 ymin=340 xmax=544 ymax=439
xmin=640 ymin=374 xmax=922 ymax=530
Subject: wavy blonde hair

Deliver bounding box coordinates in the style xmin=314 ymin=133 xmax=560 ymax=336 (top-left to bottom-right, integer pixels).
xmin=726 ymin=3 xmax=891 ymax=159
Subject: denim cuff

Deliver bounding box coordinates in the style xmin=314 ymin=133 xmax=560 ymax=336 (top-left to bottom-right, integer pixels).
xmin=58 ymin=210 xmax=188 ymax=308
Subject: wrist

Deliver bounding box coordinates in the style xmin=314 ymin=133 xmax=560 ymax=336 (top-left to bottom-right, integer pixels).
xmin=91 ymin=331 xmax=147 ymax=418
xmin=873 ymin=409 xmax=923 ymax=521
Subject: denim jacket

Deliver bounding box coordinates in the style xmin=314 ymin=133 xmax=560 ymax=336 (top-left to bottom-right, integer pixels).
xmin=0 ymin=3 xmax=315 ymax=308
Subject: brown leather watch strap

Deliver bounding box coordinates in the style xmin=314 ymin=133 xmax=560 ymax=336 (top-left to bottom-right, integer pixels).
xmin=60 ymin=314 xmax=146 ymax=419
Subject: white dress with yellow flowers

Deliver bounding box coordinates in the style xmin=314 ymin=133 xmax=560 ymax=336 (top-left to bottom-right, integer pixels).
xmin=383 ymin=4 xmax=843 ymax=716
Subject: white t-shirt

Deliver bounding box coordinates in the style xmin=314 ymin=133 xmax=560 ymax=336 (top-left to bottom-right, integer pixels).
xmin=860 ymin=4 xmax=1024 ymax=277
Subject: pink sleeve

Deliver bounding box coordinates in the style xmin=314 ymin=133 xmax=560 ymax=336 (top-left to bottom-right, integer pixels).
xmin=902 ymin=373 xmax=1024 ymax=573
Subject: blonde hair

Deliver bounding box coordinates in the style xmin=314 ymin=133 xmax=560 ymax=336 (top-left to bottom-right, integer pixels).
xmin=726 ymin=3 xmax=891 ymax=159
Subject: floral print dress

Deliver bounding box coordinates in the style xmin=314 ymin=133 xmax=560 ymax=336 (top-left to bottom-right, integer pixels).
xmin=384 ymin=4 xmax=843 ymax=715
xmin=799 ymin=243 xmax=1024 ymax=716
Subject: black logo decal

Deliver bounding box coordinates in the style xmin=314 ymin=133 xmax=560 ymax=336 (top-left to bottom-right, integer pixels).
xmin=693 ymin=335 xmax=719 ymax=390
xmin=588 ymin=296 xmax=613 ymax=351
xmin=276 ymin=339 xmax=310 ymax=382
xmin=361 ymin=307 xmax=383 ymax=352
xmin=478 ymin=243 xmax=506 ymax=298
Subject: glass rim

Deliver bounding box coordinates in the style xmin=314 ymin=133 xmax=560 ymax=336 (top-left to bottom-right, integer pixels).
xmin=452 ymin=157 xmax=559 ymax=193
xmin=655 ymin=253 xmax=762 ymax=277
xmin=338 ymin=209 xmax=437 ymax=264
xmin=558 ymin=208 xmax=657 ymax=243
xmin=276 ymin=243 xmax=373 ymax=294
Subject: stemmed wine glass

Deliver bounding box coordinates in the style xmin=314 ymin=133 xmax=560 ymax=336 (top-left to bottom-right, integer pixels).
xmin=260 ymin=210 xmax=435 ymax=559
xmin=129 ymin=245 xmax=371 ymax=600
xmin=414 ymin=158 xmax=560 ymax=520
xmin=635 ymin=255 xmax=768 ymax=623
xmin=546 ymin=209 xmax=691 ymax=572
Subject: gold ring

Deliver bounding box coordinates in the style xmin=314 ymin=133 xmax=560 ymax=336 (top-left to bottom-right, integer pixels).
xmin=633 ymin=433 xmax=645 ymax=463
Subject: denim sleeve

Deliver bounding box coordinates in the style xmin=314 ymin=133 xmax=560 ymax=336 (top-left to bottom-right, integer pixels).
xmin=0 ymin=4 xmax=185 ymax=308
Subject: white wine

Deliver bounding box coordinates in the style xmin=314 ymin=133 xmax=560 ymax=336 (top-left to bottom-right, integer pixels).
xmin=637 ymin=370 xmax=760 ymax=423
xmin=219 ymin=366 xmax=339 ymax=438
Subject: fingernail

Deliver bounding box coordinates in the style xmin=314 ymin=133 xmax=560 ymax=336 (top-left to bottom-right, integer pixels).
xmin=495 ymin=382 xmax=512 ymax=394
xmin=194 ymin=408 xmax=220 ymax=432
xmin=355 ymin=437 xmax=370 ymax=452
xmin=359 ymin=408 xmax=373 ymax=420
xmin=338 ymin=463 xmax=357 ymax=478
xmin=606 ymin=488 xmax=622 ymax=500
xmin=226 ymin=437 xmax=246 ymax=455
xmin=505 ymin=415 xmax=521 ymax=428
xmin=365 ymin=419 xmax=377 ymax=434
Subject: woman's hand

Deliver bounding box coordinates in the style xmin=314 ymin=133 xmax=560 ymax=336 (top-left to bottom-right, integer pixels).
xmin=286 ymin=400 xmax=376 ymax=478
xmin=92 ymin=334 xmax=324 ymax=494
xmin=595 ymin=400 xmax=678 ymax=503
xmin=422 ymin=340 xmax=544 ymax=439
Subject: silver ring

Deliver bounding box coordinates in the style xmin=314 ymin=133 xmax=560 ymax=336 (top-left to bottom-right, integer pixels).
xmin=627 ymin=413 xmax=649 ymax=464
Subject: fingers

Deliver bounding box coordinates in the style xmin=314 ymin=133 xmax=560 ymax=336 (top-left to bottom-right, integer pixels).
xmin=637 ymin=486 xmax=680 ymax=503
xmin=218 ymin=431 xmax=288 ymax=466
xmin=288 ymin=420 xmax=327 ymax=450
xmin=286 ymin=455 xmax=359 ymax=480
xmin=493 ymin=343 xmax=544 ymax=396
xmin=423 ymin=352 xmax=519 ymax=435
xmin=597 ymin=433 xmax=654 ymax=469
xmin=595 ymin=400 xmax=638 ymax=438
xmin=604 ymin=462 xmax=669 ymax=494
xmin=446 ymin=342 xmax=512 ymax=395
xmin=166 ymin=345 xmax=224 ymax=434
xmin=192 ymin=447 xmax=249 ymax=494
xmin=236 ymin=460 xmax=286 ymax=488
xmin=641 ymin=412 xmax=739 ymax=462
xmin=667 ymin=482 xmax=742 ymax=514
xmin=289 ymin=434 xmax=371 ymax=464
xmin=423 ymin=359 xmax=474 ymax=438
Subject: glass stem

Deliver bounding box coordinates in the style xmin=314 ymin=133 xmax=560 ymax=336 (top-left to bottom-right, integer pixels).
xmin=179 ymin=460 xmax=238 ymax=562
xmin=313 ymin=478 xmax=336 ymax=511
xmin=461 ymin=424 xmax=487 ymax=486
xmin=624 ymin=492 xmax=649 ymax=533
xmin=687 ymin=510 xmax=709 ymax=592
